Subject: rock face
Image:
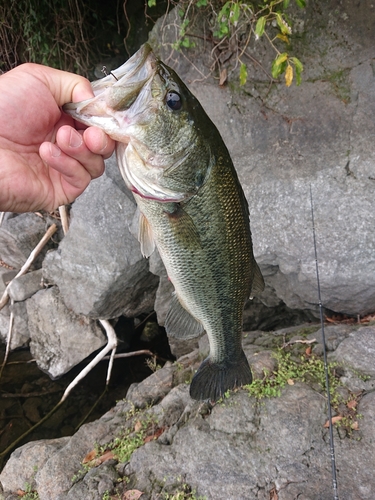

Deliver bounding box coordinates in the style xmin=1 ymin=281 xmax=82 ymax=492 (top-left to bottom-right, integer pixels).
xmin=1 ymin=323 xmax=375 ymax=500
xmin=150 ymin=0 xmax=375 ymax=317
xmin=26 ymin=287 xmax=106 ymax=378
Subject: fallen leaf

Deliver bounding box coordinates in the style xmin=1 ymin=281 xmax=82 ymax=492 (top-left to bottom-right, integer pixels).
xmin=351 ymin=421 xmax=359 ymax=430
xmin=134 ymin=420 xmax=142 ymax=433
xmin=324 ymin=415 xmax=342 ymax=428
xmin=347 ymin=400 xmax=358 ymax=409
xmin=83 ymin=449 xmax=115 ymax=466
xmin=287 ymin=378 xmax=294 ymax=385
xmin=83 ymin=449 xmax=97 ymax=463
xmin=123 ymin=489 xmax=144 ymax=499
xmin=305 ymin=346 xmax=312 ymax=356
xmin=95 ymin=450 xmax=115 ymax=465
xmin=16 ymin=490 xmax=27 ymax=497
xmin=144 ymin=427 xmax=165 ymax=443
xmin=269 ymin=486 xmax=278 ymax=499
xmin=219 ymin=68 xmax=228 ymax=86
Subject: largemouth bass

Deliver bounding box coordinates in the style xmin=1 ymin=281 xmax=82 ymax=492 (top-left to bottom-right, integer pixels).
xmin=64 ymin=43 xmax=264 ymax=401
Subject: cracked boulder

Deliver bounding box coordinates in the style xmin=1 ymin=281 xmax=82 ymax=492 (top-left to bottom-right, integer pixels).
xmin=43 ymin=155 xmax=159 ymax=319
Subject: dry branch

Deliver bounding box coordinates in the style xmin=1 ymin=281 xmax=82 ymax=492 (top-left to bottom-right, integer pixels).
xmin=0 ymin=223 xmax=57 ymax=311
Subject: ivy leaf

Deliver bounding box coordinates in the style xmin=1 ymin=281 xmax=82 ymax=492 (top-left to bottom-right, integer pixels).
xmin=239 ymin=62 xmax=248 ymax=86
xmin=148 ymin=0 xmax=156 ymax=7
xmin=285 ymin=64 xmax=293 ymax=87
xmin=255 ymin=16 xmax=266 ymax=37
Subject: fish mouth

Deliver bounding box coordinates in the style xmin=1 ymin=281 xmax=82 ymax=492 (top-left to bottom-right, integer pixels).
xmin=62 ymin=43 xmax=157 ymax=139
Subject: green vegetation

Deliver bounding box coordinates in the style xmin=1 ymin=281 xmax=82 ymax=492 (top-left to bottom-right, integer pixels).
xmin=245 ymin=348 xmax=363 ymax=435
xmin=246 ymin=350 xmax=339 ymax=399
xmin=148 ymin=0 xmax=305 ymax=86
xmin=160 ymin=477 xmax=207 ymax=500
xmin=19 ymin=483 xmax=40 ymax=500
xmin=97 ymin=404 xmax=158 ymax=463
xmin=163 ymin=486 xmax=207 ymax=500
xmin=0 ymin=0 xmax=126 ymax=75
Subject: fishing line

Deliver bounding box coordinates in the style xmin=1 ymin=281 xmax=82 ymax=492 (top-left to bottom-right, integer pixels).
xmin=310 ymin=185 xmax=339 ymax=500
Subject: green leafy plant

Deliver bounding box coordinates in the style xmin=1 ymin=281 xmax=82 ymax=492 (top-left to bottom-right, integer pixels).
xmin=245 ymin=349 xmax=364 ymax=436
xmin=246 ymin=350 xmax=340 ymax=399
xmin=151 ymin=0 xmax=305 ymax=87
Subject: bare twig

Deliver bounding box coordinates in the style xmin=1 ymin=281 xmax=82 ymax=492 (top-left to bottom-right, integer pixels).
xmin=58 ymin=205 xmax=69 ymax=235
xmin=0 ymin=223 xmax=57 ymax=311
xmin=0 ymin=299 xmax=14 ymax=380
xmin=282 ymin=338 xmax=316 ymax=349
xmin=0 ymin=388 xmax=63 ymax=398
xmin=60 ymin=319 xmax=118 ymax=402
xmin=102 ymin=349 xmax=154 ymax=360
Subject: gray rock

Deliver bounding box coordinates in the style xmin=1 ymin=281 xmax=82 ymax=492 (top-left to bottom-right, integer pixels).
xmin=126 ymin=361 xmax=174 ymax=409
xmin=7 ymin=269 xmax=43 ymax=302
xmin=2 ymin=324 xmax=375 ymax=500
xmin=0 ymin=438 xmax=70 ymax=493
xmin=0 ymin=301 xmax=29 ymax=349
xmin=60 ymin=462 xmax=119 ymax=500
xmin=0 ymin=269 xmax=17 ymax=295
xmin=43 ymin=156 xmax=159 ymax=319
xmin=0 ymin=214 xmax=55 ymax=270
xmin=26 ymin=287 xmax=106 ymax=378
xmin=329 ymin=325 xmax=375 ymax=378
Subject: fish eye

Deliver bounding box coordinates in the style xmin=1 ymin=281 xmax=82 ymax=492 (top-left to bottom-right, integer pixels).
xmin=165 ymin=91 xmax=182 ymax=111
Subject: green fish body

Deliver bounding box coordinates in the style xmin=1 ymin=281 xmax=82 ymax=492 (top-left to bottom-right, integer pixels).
xmin=63 ymin=44 xmax=264 ymax=401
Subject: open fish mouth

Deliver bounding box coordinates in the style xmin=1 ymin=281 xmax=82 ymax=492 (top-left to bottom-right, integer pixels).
xmin=63 ymin=44 xmax=157 ymax=138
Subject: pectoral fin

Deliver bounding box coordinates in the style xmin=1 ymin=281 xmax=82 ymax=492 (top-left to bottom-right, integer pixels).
xmin=164 ymin=204 xmax=202 ymax=250
xmin=165 ymin=293 xmax=204 ymax=339
xmin=138 ymin=213 xmax=155 ymax=257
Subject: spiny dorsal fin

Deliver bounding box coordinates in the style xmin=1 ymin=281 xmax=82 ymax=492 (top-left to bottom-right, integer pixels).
xmin=138 ymin=212 xmax=155 ymax=257
xmin=165 ymin=293 xmax=204 ymax=339
xmin=249 ymin=262 xmax=265 ymax=299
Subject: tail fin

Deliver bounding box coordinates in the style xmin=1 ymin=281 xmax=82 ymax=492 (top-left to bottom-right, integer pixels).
xmin=189 ymin=350 xmax=252 ymax=401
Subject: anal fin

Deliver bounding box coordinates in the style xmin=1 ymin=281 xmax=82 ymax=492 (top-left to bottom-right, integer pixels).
xmin=165 ymin=293 xmax=204 ymax=340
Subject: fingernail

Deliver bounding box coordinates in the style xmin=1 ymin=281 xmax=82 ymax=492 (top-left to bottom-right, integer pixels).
xmin=69 ymin=129 xmax=83 ymax=148
xmin=50 ymin=143 xmax=61 ymax=158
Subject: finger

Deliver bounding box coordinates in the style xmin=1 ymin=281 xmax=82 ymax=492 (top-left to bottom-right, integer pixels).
xmin=54 ymin=125 xmax=106 ymax=179
xmin=19 ymin=63 xmax=94 ymax=106
xmin=39 ymin=141 xmax=94 ymax=193
xmin=83 ymin=127 xmax=116 ymax=159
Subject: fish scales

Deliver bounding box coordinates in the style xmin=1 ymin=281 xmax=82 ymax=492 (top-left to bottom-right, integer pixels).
xmin=63 ymin=43 xmax=264 ymax=401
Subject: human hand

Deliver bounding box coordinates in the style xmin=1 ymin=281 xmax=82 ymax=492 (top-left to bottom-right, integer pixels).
xmin=0 ymin=63 xmax=115 ymax=213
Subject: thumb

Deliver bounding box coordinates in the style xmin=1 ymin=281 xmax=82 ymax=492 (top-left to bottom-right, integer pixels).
xmin=20 ymin=63 xmax=94 ymax=106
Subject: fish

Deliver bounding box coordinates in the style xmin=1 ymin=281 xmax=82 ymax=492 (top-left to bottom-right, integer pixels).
xmin=63 ymin=43 xmax=265 ymax=401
